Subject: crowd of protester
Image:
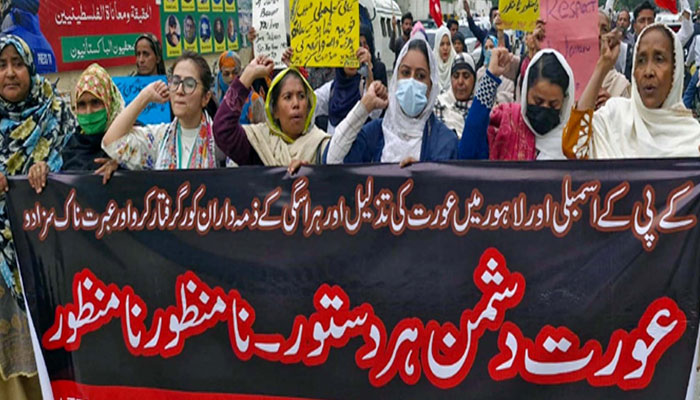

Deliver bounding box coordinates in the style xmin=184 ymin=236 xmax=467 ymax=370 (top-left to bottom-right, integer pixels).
xmin=2 ymin=0 xmax=700 ymax=397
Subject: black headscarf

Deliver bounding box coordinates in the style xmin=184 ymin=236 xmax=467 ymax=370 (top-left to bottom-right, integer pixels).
xmin=329 ymin=69 xmax=362 ymax=127
xmin=452 ymin=32 xmax=466 ymax=51
xmin=360 ymin=24 xmax=388 ymax=87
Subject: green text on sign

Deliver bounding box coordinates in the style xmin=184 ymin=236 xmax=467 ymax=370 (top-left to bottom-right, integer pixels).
xmin=61 ymin=34 xmax=141 ymax=63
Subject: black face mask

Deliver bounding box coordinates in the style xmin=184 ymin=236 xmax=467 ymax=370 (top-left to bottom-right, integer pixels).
xmin=526 ymin=105 xmax=561 ymax=135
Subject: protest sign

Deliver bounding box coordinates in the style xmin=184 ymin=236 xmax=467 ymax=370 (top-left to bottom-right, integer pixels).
xmin=112 ymin=76 xmax=171 ymax=125
xmin=238 ymin=0 xmax=254 ymax=48
xmin=7 ymin=160 xmax=700 ymax=399
xmin=22 ymin=0 xmax=162 ymax=72
xmin=500 ymin=0 xmax=539 ymax=31
xmin=539 ymin=0 xmax=599 ymax=98
xmin=161 ymin=0 xmax=239 ymax=59
xmin=252 ymin=0 xmax=288 ymax=68
xmin=290 ymin=0 xmax=360 ymax=68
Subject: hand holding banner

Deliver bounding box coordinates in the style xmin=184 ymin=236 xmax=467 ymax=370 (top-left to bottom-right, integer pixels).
xmin=7 ymin=161 xmax=700 ymax=399
xmin=290 ymin=0 xmax=360 ymax=68
xmin=253 ymin=0 xmax=287 ymax=68
xmin=539 ymin=0 xmax=599 ymax=98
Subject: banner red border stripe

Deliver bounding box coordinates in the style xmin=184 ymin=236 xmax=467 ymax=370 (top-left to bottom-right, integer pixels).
xmin=51 ymin=380 xmax=322 ymax=400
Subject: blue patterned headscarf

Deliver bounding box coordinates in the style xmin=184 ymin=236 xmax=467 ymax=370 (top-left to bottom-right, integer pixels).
xmin=0 ymin=34 xmax=76 ymax=303
xmin=0 ymin=34 xmax=76 ymax=174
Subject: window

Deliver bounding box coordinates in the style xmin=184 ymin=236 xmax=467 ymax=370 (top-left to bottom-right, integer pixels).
xmin=381 ymin=17 xmax=387 ymax=37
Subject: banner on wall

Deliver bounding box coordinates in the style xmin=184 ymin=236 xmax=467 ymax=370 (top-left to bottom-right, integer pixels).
xmin=161 ymin=0 xmax=239 ymax=60
xmin=26 ymin=0 xmax=163 ymax=72
xmin=237 ymin=0 xmax=252 ymax=48
xmin=7 ymin=161 xmax=700 ymax=399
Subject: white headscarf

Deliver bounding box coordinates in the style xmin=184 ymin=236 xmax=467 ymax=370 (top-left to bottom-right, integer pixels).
xmin=432 ymin=26 xmax=456 ymax=93
xmin=436 ymin=53 xmax=476 ymax=136
xmin=590 ymin=23 xmax=700 ymax=158
xmin=381 ymin=36 xmax=440 ymax=163
xmin=520 ymin=49 xmax=575 ymax=160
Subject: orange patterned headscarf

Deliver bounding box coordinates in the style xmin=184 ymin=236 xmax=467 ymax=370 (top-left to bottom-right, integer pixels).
xmin=73 ymin=63 xmax=124 ymax=125
xmin=218 ymin=51 xmax=241 ymax=73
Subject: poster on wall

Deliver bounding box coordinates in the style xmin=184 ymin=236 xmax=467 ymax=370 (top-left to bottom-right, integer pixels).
xmin=1 ymin=0 xmax=57 ymax=73
xmin=27 ymin=0 xmax=163 ymax=73
xmin=160 ymin=0 xmax=238 ymax=59
xmin=237 ymin=0 xmax=252 ymax=48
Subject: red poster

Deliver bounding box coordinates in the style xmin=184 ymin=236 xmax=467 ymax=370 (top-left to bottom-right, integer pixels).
xmin=34 ymin=0 xmax=162 ymax=72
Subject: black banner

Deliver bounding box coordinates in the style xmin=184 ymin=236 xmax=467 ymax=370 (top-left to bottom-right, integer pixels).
xmin=7 ymin=160 xmax=700 ymax=399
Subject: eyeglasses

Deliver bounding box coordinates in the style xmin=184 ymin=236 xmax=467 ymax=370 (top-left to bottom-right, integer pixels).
xmin=168 ymin=75 xmax=199 ymax=95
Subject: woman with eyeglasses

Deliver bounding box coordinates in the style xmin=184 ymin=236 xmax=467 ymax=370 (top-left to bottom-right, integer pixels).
xmin=102 ymin=51 xmax=223 ymax=170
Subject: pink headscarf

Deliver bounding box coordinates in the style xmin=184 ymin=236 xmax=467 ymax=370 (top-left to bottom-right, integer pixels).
xmin=411 ymin=21 xmax=426 ymax=40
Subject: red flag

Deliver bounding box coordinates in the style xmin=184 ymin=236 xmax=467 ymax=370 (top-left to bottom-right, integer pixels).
xmin=429 ymin=0 xmax=444 ymax=27
xmin=654 ymin=0 xmax=678 ymax=14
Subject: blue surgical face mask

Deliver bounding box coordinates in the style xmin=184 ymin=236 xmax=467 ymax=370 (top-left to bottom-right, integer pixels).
xmin=396 ymin=78 xmax=428 ymax=118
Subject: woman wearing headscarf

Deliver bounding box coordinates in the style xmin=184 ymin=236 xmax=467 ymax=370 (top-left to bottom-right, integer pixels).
xmin=325 ymin=36 xmax=458 ymax=165
xmin=239 ymin=76 xmax=270 ymax=125
xmin=514 ymin=21 xmax=545 ymax=103
xmin=360 ymin=24 xmax=388 ymax=87
xmin=132 ymin=33 xmax=166 ymax=76
xmin=313 ymin=45 xmax=380 ymax=135
xmin=563 ymin=24 xmax=700 ymax=158
xmin=63 ymin=63 xmax=123 ymax=179
xmin=0 ymin=34 xmax=76 ymax=397
xmin=434 ymin=52 xmax=476 ymax=137
xmin=103 ymin=51 xmax=223 ymax=170
xmin=476 ymin=35 xmax=516 ymax=106
xmin=433 ymin=25 xmax=456 ymax=93
xmin=212 ymin=50 xmax=241 ymax=105
xmin=459 ymin=47 xmax=575 ymax=160
xmin=213 ymin=56 xmax=330 ymax=167
xmin=452 ymin=31 xmax=466 ymax=54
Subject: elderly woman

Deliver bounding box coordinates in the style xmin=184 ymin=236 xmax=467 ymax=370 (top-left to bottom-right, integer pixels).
xmin=213 ymin=56 xmax=330 ymax=167
xmin=563 ymin=24 xmax=700 ymax=158
xmin=434 ymin=52 xmax=477 ymax=137
xmin=325 ymin=36 xmax=458 ymax=165
xmin=0 ymin=34 xmax=77 ymax=397
xmin=103 ymin=51 xmax=223 ymax=170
